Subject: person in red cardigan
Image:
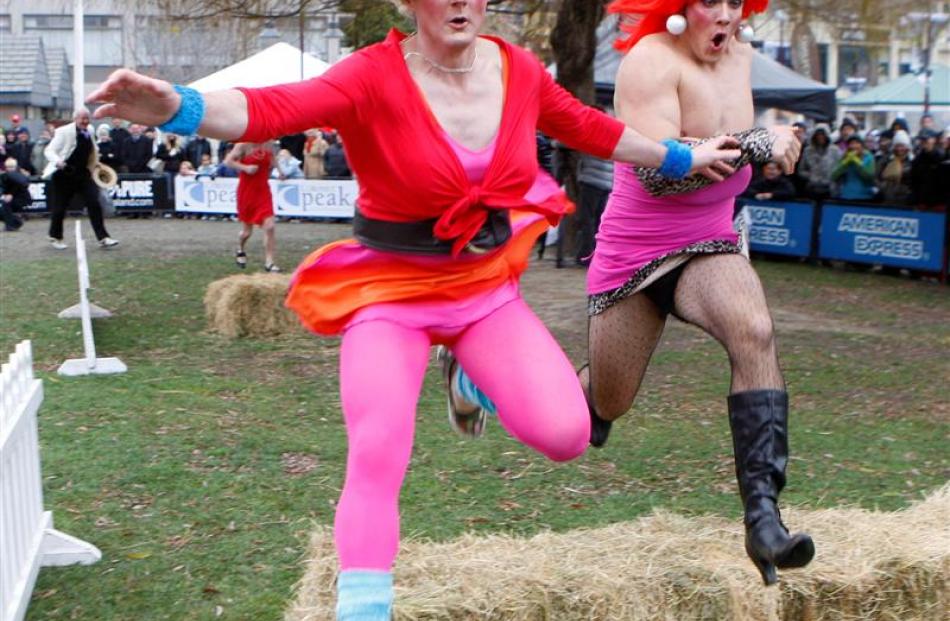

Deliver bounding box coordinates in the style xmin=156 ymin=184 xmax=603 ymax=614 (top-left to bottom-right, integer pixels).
xmin=88 ymin=1 xmax=739 ymax=617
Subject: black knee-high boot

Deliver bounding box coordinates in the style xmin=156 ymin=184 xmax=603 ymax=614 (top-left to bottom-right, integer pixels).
xmin=728 ymin=389 xmax=815 ymax=585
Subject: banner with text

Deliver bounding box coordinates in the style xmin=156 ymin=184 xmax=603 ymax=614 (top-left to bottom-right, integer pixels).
xmin=738 ymin=199 xmax=815 ymax=257
xmin=175 ymin=176 xmax=357 ymax=219
xmin=26 ymin=174 xmax=169 ymax=212
xmin=819 ymin=203 xmax=946 ymax=271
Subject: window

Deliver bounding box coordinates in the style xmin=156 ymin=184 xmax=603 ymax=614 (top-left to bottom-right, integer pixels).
xmin=0 ymin=15 xmax=11 ymax=33
xmin=24 ymin=14 xmax=123 ymax=66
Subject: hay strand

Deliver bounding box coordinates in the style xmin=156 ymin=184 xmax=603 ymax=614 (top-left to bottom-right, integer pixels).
xmin=286 ymin=484 xmax=950 ymax=620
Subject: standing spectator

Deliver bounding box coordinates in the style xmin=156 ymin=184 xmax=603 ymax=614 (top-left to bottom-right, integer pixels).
xmin=832 ymin=135 xmax=876 ymax=202
xmin=279 ymin=132 xmax=306 ymax=162
xmin=799 ymin=124 xmax=840 ymax=200
xmin=215 ymin=144 xmax=239 ymax=178
xmin=96 ymin=124 xmax=123 ymax=173
xmin=834 ymin=118 xmax=858 ymax=153
xmin=743 ymin=161 xmax=797 ymax=201
xmin=0 ymin=157 xmax=30 ymax=231
xmin=31 ymin=128 xmax=52 ymax=175
xmin=536 ymin=131 xmax=555 ymax=177
xmin=121 ymin=124 xmax=154 ymax=173
xmin=4 ymin=130 xmax=17 ymax=148
xmin=8 ymin=130 xmax=35 ymax=175
xmin=8 ymin=114 xmax=27 ymax=136
xmin=917 ymin=114 xmax=941 ymax=141
xmin=184 ymin=134 xmax=212 ymax=168
xmin=324 ymin=133 xmax=351 ymax=178
xmin=217 ymin=140 xmax=234 ymax=164
xmin=789 ymin=121 xmax=808 ymax=195
xmin=879 ymin=117 xmax=909 ymax=143
xmin=877 ymin=130 xmax=913 ymax=205
xmin=42 ymin=108 xmax=118 ymax=249
xmin=574 ymin=151 xmax=613 ymax=264
xmin=156 ymin=133 xmax=185 ymax=174
xmin=109 ymin=118 xmax=131 ymax=166
xmin=911 ymin=135 xmax=946 ymax=210
xmin=196 ymin=152 xmax=216 ymax=176
xmin=302 ymin=129 xmax=329 ymax=179
xmin=276 ymin=149 xmax=304 ymax=179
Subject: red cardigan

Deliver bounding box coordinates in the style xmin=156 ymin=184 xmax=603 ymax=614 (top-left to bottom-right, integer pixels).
xmin=239 ymin=29 xmax=624 ymax=255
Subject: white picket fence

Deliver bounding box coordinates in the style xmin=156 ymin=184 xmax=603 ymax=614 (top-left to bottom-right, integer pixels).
xmin=57 ymin=221 xmax=126 ymax=376
xmin=1 ymin=341 xmax=102 ymax=621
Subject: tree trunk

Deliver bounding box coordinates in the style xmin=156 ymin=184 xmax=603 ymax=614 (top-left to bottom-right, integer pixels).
xmin=549 ymin=0 xmax=606 ymax=265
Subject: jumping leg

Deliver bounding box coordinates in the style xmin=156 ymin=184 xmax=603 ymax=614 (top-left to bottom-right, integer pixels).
xmin=451 ymin=298 xmax=589 ymax=462
xmin=583 ymin=292 xmax=666 ymax=446
xmin=673 ymin=254 xmax=814 ymax=584
xmin=335 ymin=320 xmax=431 ymax=619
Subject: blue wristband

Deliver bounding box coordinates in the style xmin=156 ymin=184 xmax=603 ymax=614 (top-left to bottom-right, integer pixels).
xmin=158 ymin=85 xmax=205 ymax=136
xmin=658 ymin=139 xmax=693 ymax=180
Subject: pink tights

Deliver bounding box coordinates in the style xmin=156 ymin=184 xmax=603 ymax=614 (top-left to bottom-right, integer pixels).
xmin=334 ymin=298 xmax=589 ymax=570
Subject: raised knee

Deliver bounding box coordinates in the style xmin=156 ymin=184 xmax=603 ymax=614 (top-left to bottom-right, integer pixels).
xmin=726 ymin=313 xmax=775 ymax=359
xmin=538 ymin=420 xmax=589 ymax=462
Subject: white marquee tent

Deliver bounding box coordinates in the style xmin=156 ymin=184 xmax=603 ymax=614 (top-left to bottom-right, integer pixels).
xmin=189 ymin=42 xmax=331 ymax=92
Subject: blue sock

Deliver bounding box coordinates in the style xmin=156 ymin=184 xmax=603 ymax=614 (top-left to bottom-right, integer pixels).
xmin=336 ymin=570 xmax=393 ymax=621
xmin=455 ymin=366 xmax=498 ymax=416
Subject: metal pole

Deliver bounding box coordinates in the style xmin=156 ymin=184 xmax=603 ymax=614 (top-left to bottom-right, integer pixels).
xmin=922 ymin=17 xmax=932 ymax=117
xmin=73 ymin=0 xmax=84 ymax=107
xmin=299 ymin=6 xmax=305 ymax=81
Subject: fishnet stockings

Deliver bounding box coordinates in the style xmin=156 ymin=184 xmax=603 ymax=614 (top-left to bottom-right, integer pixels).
xmin=585 ymin=254 xmax=784 ymax=421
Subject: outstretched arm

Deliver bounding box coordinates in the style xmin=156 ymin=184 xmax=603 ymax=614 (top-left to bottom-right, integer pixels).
xmin=88 ymin=58 xmax=364 ymax=143
xmin=87 ymin=70 xmax=249 ymax=141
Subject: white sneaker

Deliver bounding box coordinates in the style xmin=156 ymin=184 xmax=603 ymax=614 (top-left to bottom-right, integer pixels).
xmin=99 ymin=237 xmax=119 ymax=248
xmin=49 ymin=237 xmax=67 ymax=250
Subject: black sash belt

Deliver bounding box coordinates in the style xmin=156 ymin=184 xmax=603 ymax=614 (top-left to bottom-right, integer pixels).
xmin=353 ymin=210 xmax=512 ymax=255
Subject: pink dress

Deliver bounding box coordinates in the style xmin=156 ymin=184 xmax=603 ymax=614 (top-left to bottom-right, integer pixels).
xmin=586 ymin=163 xmax=752 ymax=311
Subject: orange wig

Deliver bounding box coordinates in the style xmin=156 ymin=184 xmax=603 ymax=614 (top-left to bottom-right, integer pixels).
xmin=607 ymin=0 xmax=769 ymax=52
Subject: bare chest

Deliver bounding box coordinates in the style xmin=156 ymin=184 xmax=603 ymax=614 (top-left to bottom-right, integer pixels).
xmin=677 ymin=58 xmax=753 ymax=137
xmin=414 ymin=74 xmax=504 ymax=151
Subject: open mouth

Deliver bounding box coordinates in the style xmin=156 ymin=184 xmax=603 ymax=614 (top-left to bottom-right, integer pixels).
xmin=449 ymin=16 xmax=470 ymax=28
xmin=711 ymin=32 xmax=728 ymax=48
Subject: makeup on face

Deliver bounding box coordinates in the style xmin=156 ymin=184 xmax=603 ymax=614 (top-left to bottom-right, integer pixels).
xmin=686 ymin=0 xmax=743 ymax=57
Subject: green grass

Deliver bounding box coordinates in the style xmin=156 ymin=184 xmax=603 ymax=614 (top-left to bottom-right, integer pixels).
xmin=1 ymin=249 xmax=947 ymax=620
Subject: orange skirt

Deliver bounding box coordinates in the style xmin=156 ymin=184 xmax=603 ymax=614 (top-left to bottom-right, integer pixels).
xmin=286 ymin=209 xmax=554 ymax=335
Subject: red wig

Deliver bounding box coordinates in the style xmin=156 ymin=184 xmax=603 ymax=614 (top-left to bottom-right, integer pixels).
xmin=607 ymin=0 xmax=769 ymax=52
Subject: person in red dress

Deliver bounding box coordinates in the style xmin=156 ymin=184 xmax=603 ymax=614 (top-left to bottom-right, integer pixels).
xmin=225 ymin=142 xmax=279 ymax=272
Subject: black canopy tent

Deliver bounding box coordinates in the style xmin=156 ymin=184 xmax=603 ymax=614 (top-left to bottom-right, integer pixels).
xmin=590 ymin=16 xmax=837 ymax=121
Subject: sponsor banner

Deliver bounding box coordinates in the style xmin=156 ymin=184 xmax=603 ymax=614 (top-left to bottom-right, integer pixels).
xmin=175 ymin=176 xmax=357 ymax=218
xmin=26 ymin=179 xmax=50 ymax=212
xmin=107 ymin=174 xmax=169 ymax=210
xmin=25 ymin=174 xmax=169 ymax=212
xmin=819 ymin=203 xmax=946 ymax=271
xmin=737 ymin=199 xmax=815 ymax=257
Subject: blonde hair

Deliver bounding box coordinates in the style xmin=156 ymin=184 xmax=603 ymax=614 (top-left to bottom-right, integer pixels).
xmin=4 ymin=157 xmax=17 ymax=169
xmin=388 ymin=0 xmax=412 ymax=18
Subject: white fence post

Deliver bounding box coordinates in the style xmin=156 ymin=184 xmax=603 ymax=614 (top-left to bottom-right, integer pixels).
xmin=1 ymin=340 xmax=101 ymax=621
xmin=57 ymin=222 xmax=127 ymax=376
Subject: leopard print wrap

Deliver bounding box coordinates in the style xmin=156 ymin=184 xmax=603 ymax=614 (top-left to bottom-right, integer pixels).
xmin=634 ymin=128 xmax=775 ymax=197
xmin=587 ymin=239 xmax=743 ymax=316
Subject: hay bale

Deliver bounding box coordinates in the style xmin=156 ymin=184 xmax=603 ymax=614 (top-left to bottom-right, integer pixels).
xmin=204 ymin=273 xmax=299 ymax=338
xmin=286 ymin=484 xmax=950 ymax=621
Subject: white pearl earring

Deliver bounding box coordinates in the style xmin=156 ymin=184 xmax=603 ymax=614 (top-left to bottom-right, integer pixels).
xmin=737 ymin=23 xmax=755 ymax=43
xmin=666 ymin=14 xmax=687 ymax=36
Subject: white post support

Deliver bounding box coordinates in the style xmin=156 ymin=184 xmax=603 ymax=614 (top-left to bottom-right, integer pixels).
xmin=73 ymin=0 xmax=84 ymax=108
xmin=1 ymin=341 xmax=101 ymax=621
xmin=57 ymin=223 xmax=127 ymax=376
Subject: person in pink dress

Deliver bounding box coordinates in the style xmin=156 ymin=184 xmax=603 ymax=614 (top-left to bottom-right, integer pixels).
xmin=449 ymin=0 xmax=813 ymax=588
xmin=225 ymin=142 xmax=279 ymax=272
